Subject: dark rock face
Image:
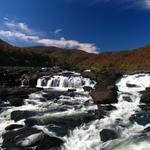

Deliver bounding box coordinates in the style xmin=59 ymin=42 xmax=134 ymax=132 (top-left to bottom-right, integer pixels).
xmin=5 ymin=124 xmax=24 ymax=131
xmin=35 ymin=133 xmax=64 ymax=150
xmin=129 ymin=111 xmax=150 ymax=126
xmin=2 ymin=127 xmax=64 ymax=149
xmin=25 ymin=112 xmax=98 ymax=127
xmin=126 ymin=83 xmax=138 ymax=88
xmin=0 ymin=87 xmax=40 ymax=106
xmin=8 ymin=98 xmax=24 ymax=106
xmin=100 ymin=129 xmax=119 ymax=142
xmin=139 ymin=104 xmax=150 ymax=111
xmin=140 ymin=87 xmax=150 ymax=103
xmin=0 ymin=67 xmax=52 ymax=87
xmin=90 ymin=70 xmax=122 ymax=104
xmin=83 ymin=86 xmax=93 ymax=92
xmin=91 ymin=88 xmax=118 ymax=104
xmin=11 ymin=110 xmax=37 ymax=122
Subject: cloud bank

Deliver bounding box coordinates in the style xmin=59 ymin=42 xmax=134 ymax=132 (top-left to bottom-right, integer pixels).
xmin=0 ymin=19 xmax=98 ymax=53
xmin=90 ymin=0 xmax=150 ymax=10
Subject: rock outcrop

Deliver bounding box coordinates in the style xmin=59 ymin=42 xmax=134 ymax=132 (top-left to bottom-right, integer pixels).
xmin=90 ymin=69 xmax=122 ymax=104
xmin=140 ymin=87 xmax=150 ymax=103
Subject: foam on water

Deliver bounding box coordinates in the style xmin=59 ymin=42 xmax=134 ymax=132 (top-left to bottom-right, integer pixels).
xmin=36 ymin=73 xmax=95 ymax=91
xmin=0 ymin=72 xmax=150 ymax=150
xmin=62 ymin=73 xmax=150 ymax=150
xmin=0 ymin=72 xmax=97 ymax=149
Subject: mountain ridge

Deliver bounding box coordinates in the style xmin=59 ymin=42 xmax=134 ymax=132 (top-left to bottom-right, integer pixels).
xmin=0 ymin=39 xmax=150 ymax=70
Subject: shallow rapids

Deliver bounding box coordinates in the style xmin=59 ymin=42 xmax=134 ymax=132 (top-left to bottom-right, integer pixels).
xmin=0 ymin=72 xmax=150 ymax=150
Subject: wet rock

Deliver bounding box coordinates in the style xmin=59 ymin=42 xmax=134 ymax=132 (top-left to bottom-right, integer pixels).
xmin=91 ymin=88 xmax=118 ymax=104
xmin=90 ymin=69 xmax=122 ymax=104
xmin=96 ymin=104 xmax=117 ymax=118
xmin=3 ymin=127 xmax=64 ymax=150
xmin=129 ymin=111 xmax=150 ymax=126
xmin=35 ymin=134 xmax=64 ymax=150
xmin=83 ymin=86 xmax=93 ymax=92
xmin=144 ymin=126 xmax=150 ymax=132
xmin=81 ymin=71 xmax=97 ymax=80
xmin=43 ymin=90 xmax=66 ymax=100
xmin=122 ymin=96 xmax=132 ymax=102
xmin=126 ymin=83 xmax=138 ymax=88
xmin=68 ymin=89 xmax=76 ymax=92
xmin=98 ymin=104 xmax=117 ymax=111
xmin=5 ymin=124 xmax=24 ymax=131
xmin=8 ymin=98 xmax=24 ymax=106
xmin=25 ymin=112 xmax=98 ymax=127
xmin=140 ymin=87 xmax=150 ymax=103
xmin=0 ymin=88 xmax=9 ymax=100
xmin=2 ymin=127 xmax=41 ymax=149
xmin=139 ymin=104 xmax=150 ymax=111
xmin=11 ymin=110 xmax=37 ymax=122
xmin=100 ymin=129 xmax=119 ymax=142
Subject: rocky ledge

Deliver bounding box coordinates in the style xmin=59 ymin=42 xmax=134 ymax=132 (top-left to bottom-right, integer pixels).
xmin=82 ymin=69 xmax=122 ymax=104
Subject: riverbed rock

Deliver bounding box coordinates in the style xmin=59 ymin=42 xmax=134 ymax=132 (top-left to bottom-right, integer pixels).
xmin=90 ymin=69 xmax=122 ymax=104
xmin=100 ymin=129 xmax=119 ymax=142
xmin=8 ymin=97 xmax=24 ymax=106
xmin=2 ymin=127 xmax=64 ymax=149
xmin=35 ymin=133 xmax=64 ymax=150
xmin=129 ymin=111 xmax=150 ymax=126
xmin=11 ymin=110 xmax=37 ymax=122
xmin=140 ymin=87 xmax=150 ymax=103
xmin=25 ymin=112 xmax=98 ymax=127
xmin=83 ymin=86 xmax=93 ymax=92
xmin=139 ymin=104 xmax=150 ymax=111
xmin=91 ymin=88 xmax=118 ymax=104
xmin=0 ymin=87 xmax=40 ymax=105
xmin=5 ymin=124 xmax=24 ymax=131
xmin=144 ymin=126 xmax=150 ymax=132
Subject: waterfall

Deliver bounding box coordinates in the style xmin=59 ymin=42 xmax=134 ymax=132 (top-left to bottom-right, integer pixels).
xmin=36 ymin=74 xmax=95 ymax=90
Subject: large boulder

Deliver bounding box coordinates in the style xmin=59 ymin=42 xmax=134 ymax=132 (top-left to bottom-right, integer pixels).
xmin=11 ymin=110 xmax=37 ymax=122
xmin=8 ymin=97 xmax=24 ymax=106
xmin=90 ymin=69 xmax=122 ymax=104
xmin=25 ymin=112 xmax=98 ymax=127
xmin=140 ymin=87 xmax=150 ymax=103
xmin=129 ymin=111 xmax=150 ymax=126
xmin=91 ymin=86 xmax=118 ymax=104
xmin=35 ymin=133 xmax=64 ymax=150
xmin=2 ymin=126 xmax=63 ymax=149
xmin=100 ymin=129 xmax=119 ymax=142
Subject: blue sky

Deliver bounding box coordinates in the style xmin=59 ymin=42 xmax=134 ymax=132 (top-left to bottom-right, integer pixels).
xmin=0 ymin=0 xmax=150 ymax=53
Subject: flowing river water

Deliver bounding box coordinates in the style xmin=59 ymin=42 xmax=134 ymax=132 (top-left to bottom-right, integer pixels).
xmin=0 ymin=71 xmax=150 ymax=150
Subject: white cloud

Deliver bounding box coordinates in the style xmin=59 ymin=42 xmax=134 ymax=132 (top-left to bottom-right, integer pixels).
xmin=3 ymin=17 xmax=9 ymax=21
xmin=37 ymin=37 xmax=98 ymax=53
xmin=0 ymin=19 xmax=98 ymax=53
xmin=54 ymin=29 xmax=62 ymax=35
xmin=4 ymin=19 xmax=31 ymax=33
xmin=0 ymin=30 xmax=39 ymax=41
xmin=144 ymin=0 xmax=150 ymax=8
xmin=91 ymin=0 xmax=150 ymax=10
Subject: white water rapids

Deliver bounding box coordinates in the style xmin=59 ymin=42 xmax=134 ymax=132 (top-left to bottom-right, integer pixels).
xmin=62 ymin=73 xmax=150 ymax=150
xmin=0 ymin=72 xmax=150 ymax=150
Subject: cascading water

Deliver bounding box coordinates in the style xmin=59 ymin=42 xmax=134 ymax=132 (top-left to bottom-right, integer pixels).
xmin=0 ymin=71 xmax=97 ymax=149
xmin=36 ymin=74 xmax=95 ymax=90
xmin=62 ymin=73 xmax=150 ymax=150
xmin=0 ymin=72 xmax=150 ymax=150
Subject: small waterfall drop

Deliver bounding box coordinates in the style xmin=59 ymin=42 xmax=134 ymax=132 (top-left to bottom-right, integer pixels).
xmin=36 ymin=73 xmax=95 ymax=90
